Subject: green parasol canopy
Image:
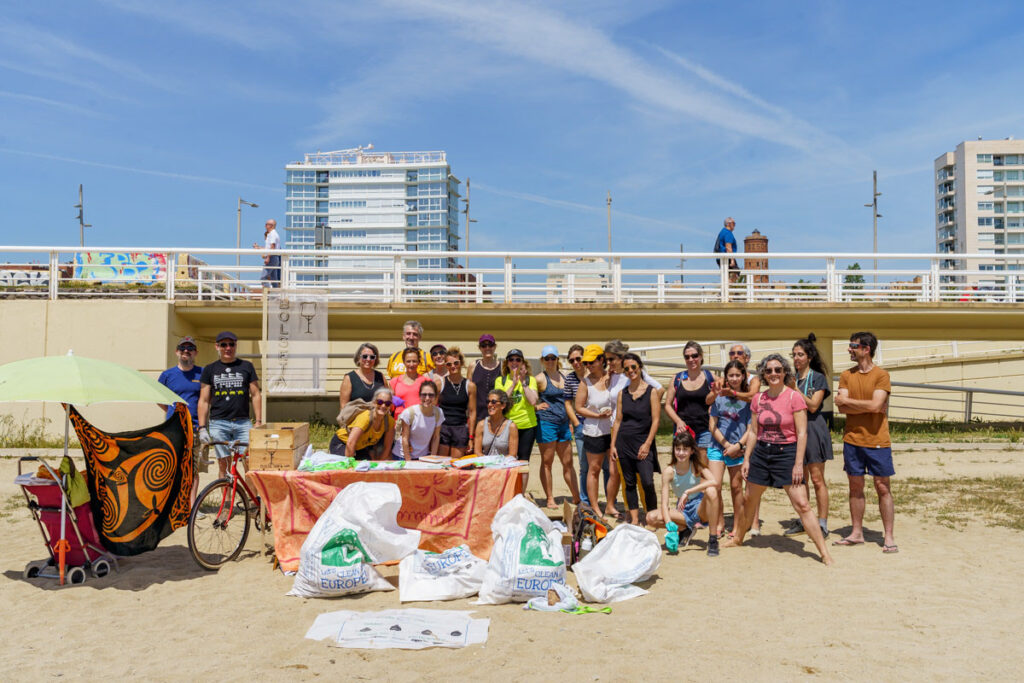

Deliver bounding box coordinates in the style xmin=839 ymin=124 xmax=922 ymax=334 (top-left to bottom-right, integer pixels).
xmin=0 ymin=351 xmax=184 ymax=406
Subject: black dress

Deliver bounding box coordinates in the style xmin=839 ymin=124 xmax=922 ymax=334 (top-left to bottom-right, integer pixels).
xmin=347 ymin=370 xmax=385 ymax=403
xmin=615 ymin=384 xmax=658 ymax=511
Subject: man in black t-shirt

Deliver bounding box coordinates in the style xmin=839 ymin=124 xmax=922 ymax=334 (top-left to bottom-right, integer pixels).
xmin=197 ymin=331 xmax=263 ymax=478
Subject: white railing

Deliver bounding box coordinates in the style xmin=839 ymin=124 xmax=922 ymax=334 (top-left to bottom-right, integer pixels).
xmin=1 ymin=246 xmax=1023 ymax=304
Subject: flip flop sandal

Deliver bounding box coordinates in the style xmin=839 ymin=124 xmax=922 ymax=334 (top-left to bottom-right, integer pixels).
xmin=882 ymin=544 xmax=900 ymax=554
xmin=832 ymin=537 xmax=865 ymax=546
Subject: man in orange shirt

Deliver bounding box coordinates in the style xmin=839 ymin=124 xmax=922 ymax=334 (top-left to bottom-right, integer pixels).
xmin=833 ymin=331 xmax=897 ymax=553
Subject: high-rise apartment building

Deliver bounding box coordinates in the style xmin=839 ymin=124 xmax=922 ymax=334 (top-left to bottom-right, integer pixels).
xmin=934 ymin=138 xmax=1024 ymax=283
xmin=284 ymin=147 xmax=460 ymax=284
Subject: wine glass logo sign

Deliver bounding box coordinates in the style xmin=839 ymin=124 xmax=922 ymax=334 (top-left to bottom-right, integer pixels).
xmin=299 ymin=301 xmax=317 ymax=334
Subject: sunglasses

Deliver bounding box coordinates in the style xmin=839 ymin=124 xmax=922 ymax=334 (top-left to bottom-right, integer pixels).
xmin=420 ymin=393 xmax=436 ymax=399
xmin=542 ymin=355 xmax=558 ymax=361
xmin=218 ymin=342 xmax=236 ymax=348
xmin=728 ymin=350 xmax=744 ymax=357
xmin=568 ymin=356 xmax=583 ymax=363
xmin=507 ymin=357 xmax=523 ymax=363
xmin=764 ymin=367 xmax=784 ymax=375
xmin=486 ymin=399 xmax=502 ymax=405
xmin=361 ymin=354 xmax=377 ymax=360
xmin=432 ymin=352 xmax=447 ymax=358
xmin=177 ymin=346 xmax=196 ymax=352
xmin=375 ymin=399 xmax=393 ymax=407
xmin=479 ymin=342 xmax=496 ymax=348
xmin=849 ymin=343 xmax=866 ymax=349
xmin=684 ymin=353 xmax=700 ymax=360
xmin=445 ymin=361 xmax=461 ymax=367
xmin=624 ymin=364 xmax=640 ymax=371
xmin=585 ymin=358 xmax=602 ymax=364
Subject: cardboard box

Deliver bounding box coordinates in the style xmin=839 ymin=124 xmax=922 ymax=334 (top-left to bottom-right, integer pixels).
xmin=249 ymin=445 xmax=306 ymax=471
xmin=249 ymin=423 xmax=310 ymax=451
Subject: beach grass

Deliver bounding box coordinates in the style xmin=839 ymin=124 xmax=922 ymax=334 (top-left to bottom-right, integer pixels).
xmin=0 ymin=415 xmax=78 ymax=449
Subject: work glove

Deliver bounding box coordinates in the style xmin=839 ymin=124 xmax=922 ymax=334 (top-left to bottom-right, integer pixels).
xmin=198 ymin=427 xmax=211 ymax=445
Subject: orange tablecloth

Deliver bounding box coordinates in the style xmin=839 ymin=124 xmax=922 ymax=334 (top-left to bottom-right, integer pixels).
xmin=246 ymin=467 xmax=522 ymax=572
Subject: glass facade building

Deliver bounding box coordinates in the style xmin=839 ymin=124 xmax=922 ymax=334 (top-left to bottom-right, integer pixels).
xmin=284 ymin=148 xmax=460 ymax=284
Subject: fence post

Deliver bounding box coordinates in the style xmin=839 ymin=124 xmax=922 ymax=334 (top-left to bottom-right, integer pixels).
xmin=656 ymin=273 xmax=665 ymax=303
xmin=164 ymin=251 xmax=175 ymax=300
xmin=567 ymin=273 xmax=576 ymax=304
xmin=280 ymin=253 xmax=291 ymax=290
xmin=49 ymin=250 xmax=59 ymax=300
xmin=826 ymin=257 xmax=836 ymax=302
xmin=930 ymin=261 xmax=941 ymax=301
xmin=612 ymin=257 xmax=622 ymax=303
xmin=475 ymin=273 xmax=483 ymax=304
xmin=963 ymin=391 xmax=974 ymax=423
xmin=503 ymin=256 xmax=513 ymax=303
xmin=720 ymin=258 xmax=730 ymax=302
xmin=392 ymin=255 xmax=403 ymax=303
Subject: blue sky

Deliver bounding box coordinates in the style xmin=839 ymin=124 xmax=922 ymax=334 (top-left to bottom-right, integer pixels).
xmin=1 ymin=0 xmax=1023 ymax=261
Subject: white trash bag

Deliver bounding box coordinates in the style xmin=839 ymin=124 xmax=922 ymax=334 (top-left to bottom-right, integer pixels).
xmin=288 ymin=482 xmax=421 ymax=598
xmin=572 ymin=523 xmax=661 ymax=603
xmin=476 ymin=494 xmax=567 ymax=605
xmin=399 ymin=544 xmax=487 ymax=603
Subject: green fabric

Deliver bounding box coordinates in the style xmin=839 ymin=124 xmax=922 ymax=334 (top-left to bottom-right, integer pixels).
xmin=563 ymin=606 xmax=612 ymax=615
xmin=0 ymin=353 xmax=184 ymax=406
xmin=493 ymin=375 xmax=538 ymax=429
xmin=59 ymin=456 xmax=90 ymax=508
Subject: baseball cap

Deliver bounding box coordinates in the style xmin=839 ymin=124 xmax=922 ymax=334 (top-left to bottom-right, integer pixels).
xmin=505 ymin=348 xmax=525 ymax=360
xmin=541 ymin=345 xmax=559 ymax=358
xmin=581 ymin=344 xmax=604 ymax=362
xmin=478 ymin=334 xmax=496 ymax=345
xmin=215 ymin=331 xmax=238 ymax=343
xmin=176 ymin=336 xmax=197 ymax=350
xmin=430 ymin=344 xmax=447 ymax=355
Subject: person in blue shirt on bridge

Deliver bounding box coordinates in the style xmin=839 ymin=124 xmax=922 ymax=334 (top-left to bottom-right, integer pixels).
xmin=157 ymin=336 xmax=203 ymax=501
xmin=714 ymin=217 xmax=740 ymax=284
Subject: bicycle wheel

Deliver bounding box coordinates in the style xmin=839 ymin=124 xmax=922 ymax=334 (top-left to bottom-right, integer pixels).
xmin=188 ymin=478 xmax=251 ymax=570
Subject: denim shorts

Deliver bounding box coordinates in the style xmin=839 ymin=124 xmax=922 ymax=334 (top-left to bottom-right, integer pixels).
xmin=695 ymin=430 xmax=713 ymax=449
xmin=682 ymin=492 xmax=704 ymax=529
xmin=209 ymin=418 xmax=251 ymax=460
xmin=707 ymin=443 xmax=744 ymax=467
xmin=747 ymin=441 xmax=798 ymax=488
xmin=843 ymin=443 xmax=895 ymax=477
xmin=537 ymin=419 xmax=572 ymax=444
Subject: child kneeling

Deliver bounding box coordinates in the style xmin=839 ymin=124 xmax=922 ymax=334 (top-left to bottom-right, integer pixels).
xmin=646 ymin=431 xmax=721 ymax=556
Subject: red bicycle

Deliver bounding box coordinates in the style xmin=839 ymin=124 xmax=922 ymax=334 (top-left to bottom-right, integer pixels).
xmin=187 ymin=441 xmax=270 ymax=570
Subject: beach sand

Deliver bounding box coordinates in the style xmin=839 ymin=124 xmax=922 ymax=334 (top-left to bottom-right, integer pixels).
xmin=1 ymin=445 xmax=1022 ymax=680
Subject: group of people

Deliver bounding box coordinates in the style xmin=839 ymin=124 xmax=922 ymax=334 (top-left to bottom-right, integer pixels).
xmin=159 ymin=318 xmax=897 ymax=566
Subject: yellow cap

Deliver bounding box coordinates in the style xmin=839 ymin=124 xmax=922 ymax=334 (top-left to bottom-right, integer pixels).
xmin=581 ymin=344 xmax=604 ymax=362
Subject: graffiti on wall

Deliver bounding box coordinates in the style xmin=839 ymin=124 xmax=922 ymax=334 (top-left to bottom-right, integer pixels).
xmin=74 ymin=252 xmax=167 ymax=283
xmin=0 ymin=269 xmax=49 ymax=287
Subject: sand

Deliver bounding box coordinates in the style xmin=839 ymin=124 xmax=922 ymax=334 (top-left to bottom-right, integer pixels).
xmin=1 ymin=444 xmax=1022 ymax=680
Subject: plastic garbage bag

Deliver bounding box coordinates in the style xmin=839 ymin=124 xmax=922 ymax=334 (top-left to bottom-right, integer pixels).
xmin=572 ymin=523 xmax=661 ymax=603
xmin=399 ymin=544 xmax=487 ymax=602
xmin=476 ymin=494 xmax=567 ymax=604
xmin=288 ymin=482 xmax=421 ymax=598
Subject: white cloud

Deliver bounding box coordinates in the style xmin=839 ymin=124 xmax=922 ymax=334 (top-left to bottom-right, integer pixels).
xmin=0 ymin=90 xmax=106 ymax=118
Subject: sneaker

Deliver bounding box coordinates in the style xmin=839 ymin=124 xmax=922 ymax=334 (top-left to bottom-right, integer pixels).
xmin=707 ymin=534 xmax=720 ymax=557
xmin=680 ymin=526 xmax=693 ymax=548
xmin=783 ymin=519 xmax=806 ymax=537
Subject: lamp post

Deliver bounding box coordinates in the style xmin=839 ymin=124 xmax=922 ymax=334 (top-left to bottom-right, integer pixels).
xmin=236 ymin=197 xmax=258 ymax=280
xmin=606 ymin=190 xmax=612 ymax=253
xmin=73 ymin=184 xmax=91 ymax=247
xmin=864 ymin=171 xmax=882 ymax=284
xmin=461 ymin=178 xmax=477 ymax=271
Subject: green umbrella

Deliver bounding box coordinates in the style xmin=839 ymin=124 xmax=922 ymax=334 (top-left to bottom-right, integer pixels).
xmin=0 ymin=351 xmax=184 ymax=406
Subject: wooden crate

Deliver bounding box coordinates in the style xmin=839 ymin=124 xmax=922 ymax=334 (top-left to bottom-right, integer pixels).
xmin=248 ymin=444 xmax=306 ymax=471
xmin=249 ymin=423 xmax=310 ymax=451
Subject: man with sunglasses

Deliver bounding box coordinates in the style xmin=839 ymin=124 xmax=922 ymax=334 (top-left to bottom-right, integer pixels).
xmin=198 ymin=331 xmax=263 ymax=478
xmin=833 ymin=331 xmax=897 ymax=553
xmin=158 ymin=336 xmax=204 ymax=500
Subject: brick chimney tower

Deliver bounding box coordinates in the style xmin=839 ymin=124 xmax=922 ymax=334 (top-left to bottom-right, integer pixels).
xmin=743 ymin=229 xmax=768 ymax=284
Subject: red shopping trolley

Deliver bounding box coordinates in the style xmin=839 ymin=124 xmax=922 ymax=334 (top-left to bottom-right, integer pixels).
xmin=16 ymin=456 xmax=118 ymax=585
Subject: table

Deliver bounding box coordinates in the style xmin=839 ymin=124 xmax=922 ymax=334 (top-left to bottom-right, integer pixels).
xmin=246 ymin=467 xmax=523 ymax=573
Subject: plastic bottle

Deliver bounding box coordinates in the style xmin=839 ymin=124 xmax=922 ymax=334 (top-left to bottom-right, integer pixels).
xmin=665 ymin=521 xmax=679 ymax=553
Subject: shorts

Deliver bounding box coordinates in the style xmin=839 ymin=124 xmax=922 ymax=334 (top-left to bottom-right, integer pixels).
xmin=209 ymin=418 xmax=251 ymax=460
xmin=707 ymin=443 xmax=743 ymax=468
xmin=583 ymin=434 xmax=612 ymax=454
xmin=682 ymin=492 xmax=704 ymax=529
xmin=843 ymin=443 xmax=895 ymax=477
xmin=681 ymin=430 xmax=712 ymax=450
xmin=746 ymin=441 xmax=799 ymax=489
xmin=439 ymin=422 xmax=470 ymax=449
xmin=537 ymin=419 xmax=572 ymax=444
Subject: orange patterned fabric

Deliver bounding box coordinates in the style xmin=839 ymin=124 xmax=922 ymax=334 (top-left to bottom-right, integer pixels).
xmin=246 ymin=468 xmax=522 ymax=572
xmin=70 ymin=404 xmax=194 ymax=556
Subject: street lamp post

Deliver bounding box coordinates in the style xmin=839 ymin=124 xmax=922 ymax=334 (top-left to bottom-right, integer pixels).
xmin=864 ymin=171 xmax=882 ymax=285
xmin=461 ymin=178 xmax=477 ymax=271
xmin=236 ymin=197 xmax=258 ymax=280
